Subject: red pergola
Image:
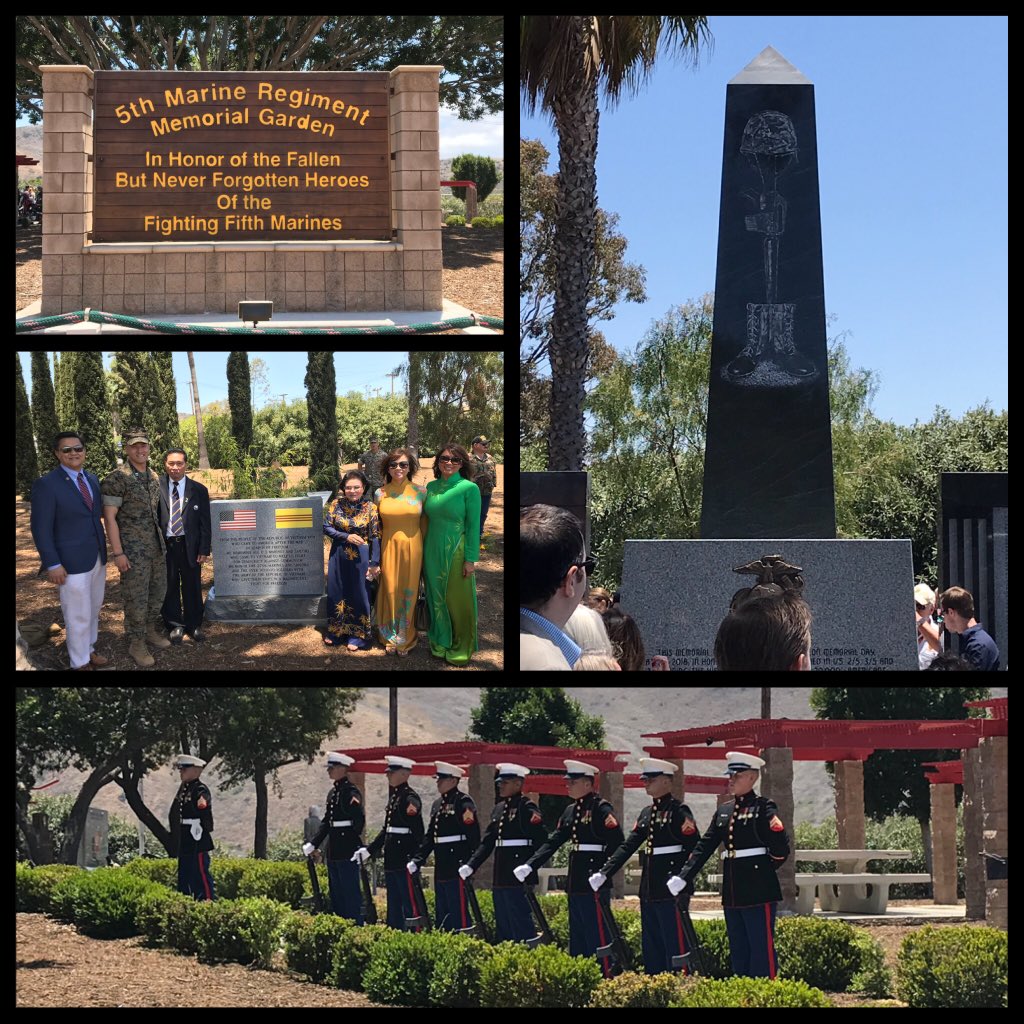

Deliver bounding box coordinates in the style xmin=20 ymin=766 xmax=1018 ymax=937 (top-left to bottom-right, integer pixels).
xmin=643 ymin=715 xmax=1008 ymax=762
xmin=335 ymin=742 xmax=630 ymax=796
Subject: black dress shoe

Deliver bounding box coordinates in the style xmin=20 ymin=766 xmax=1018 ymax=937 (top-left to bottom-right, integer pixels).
xmin=169 ymin=626 xmax=185 ymax=644
xmin=187 ymin=629 xmax=206 ymax=643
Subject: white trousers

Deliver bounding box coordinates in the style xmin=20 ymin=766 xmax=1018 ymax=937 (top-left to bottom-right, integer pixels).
xmin=59 ymin=554 xmax=106 ymax=668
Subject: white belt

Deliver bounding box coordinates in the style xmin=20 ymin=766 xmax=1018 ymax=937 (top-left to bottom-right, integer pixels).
xmin=652 ymin=845 xmax=684 ymax=855
xmin=182 ymin=819 xmax=201 ymax=825
xmin=497 ymin=839 xmax=531 ymax=847
xmin=387 ymin=827 xmax=413 ymax=835
xmin=575 ymin=844 xmax=605 ymax=853
xmin=331 ymin=821 xmax=354 ymax=828
xmin=722 ymin=847 xmax=767 ymax=859
xmin=437 ymin=834 xmax=467 ymax=844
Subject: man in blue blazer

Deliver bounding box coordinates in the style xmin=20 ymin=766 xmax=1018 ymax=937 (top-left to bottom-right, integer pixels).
xmin=30 ymin=431 xmax=109 ymax=670
xmin=157 ymin=449 xmax=212 ymax=643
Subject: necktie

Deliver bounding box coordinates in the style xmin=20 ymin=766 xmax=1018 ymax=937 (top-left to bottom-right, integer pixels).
xmin=171 ymin=482 xmax=184 ymax=536
xmin=77 ymin=473 xmax=93 ymax=510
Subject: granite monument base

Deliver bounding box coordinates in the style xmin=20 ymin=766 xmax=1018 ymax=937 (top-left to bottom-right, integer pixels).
xmin=204 ymin=591 xmax=328 ymax=625
xmin=621 ymin=539 xmax=918 ymax=671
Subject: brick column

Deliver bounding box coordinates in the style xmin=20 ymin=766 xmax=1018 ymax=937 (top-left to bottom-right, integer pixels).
xmin=468 ymin=763 xmax=496 ymax=890
xmin=40 ymin=64 xmax=94 ymax=314
xmin=763 ymin=748 xmax=796 ymax=911
xmin=599 ymin=770 xmax=626 ymax=898
xmin=930 ymin=782 xmax=959 ymax=904
xmin=389 ymin=65 xmax=443 ymax=310
xmin=981 ymin=735 xmax=1008 ymax=929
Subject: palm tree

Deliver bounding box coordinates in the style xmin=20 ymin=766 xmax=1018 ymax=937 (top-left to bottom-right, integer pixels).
xmin=520 ymin=16 xmax=712 ymax=471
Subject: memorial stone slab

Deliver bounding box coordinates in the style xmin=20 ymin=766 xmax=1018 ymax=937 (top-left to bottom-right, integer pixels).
xmin=701 ymin=47 xmax=836 ymax=538
xmin=77 ymin=807 xmax=109 ymax=869
xmin=622 ymin=539 xmax=918 ymax=671
xmin=205 ymin=496 xmax=327 ymax=623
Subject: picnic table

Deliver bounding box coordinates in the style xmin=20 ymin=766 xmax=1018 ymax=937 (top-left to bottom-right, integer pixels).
xmin=792 ymin=849 xmax=930 ymax=914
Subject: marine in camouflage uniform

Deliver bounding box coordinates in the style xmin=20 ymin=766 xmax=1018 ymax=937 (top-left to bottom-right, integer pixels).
xmin=469 ymin=435 xmax=497 ymax=540
xmin=357 ymin=441 xmax=386 ymax=494
xmin=100 ymin=427 xmax=168 ymax=667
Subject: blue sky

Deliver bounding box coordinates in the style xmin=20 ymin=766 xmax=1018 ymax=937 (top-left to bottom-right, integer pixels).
xmin=521 ymin=15 xmax=1008 ymax=426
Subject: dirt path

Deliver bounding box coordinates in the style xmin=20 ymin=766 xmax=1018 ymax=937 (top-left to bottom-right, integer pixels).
xmin=16 ymin=913 xmax=382 ymax=1008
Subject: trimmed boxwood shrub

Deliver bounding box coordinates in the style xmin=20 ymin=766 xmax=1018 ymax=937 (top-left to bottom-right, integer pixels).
xmin=237 ymin=860 xmax=306 ymax=907
xmin=330 ymin=924 xmax=393 ymax=993
xmin=136 ymin=887 xmax=194 ymax=947
xmin=194 ymin=896 xmax=287 ymax=968
xmin=363 ymin=929 xmax=438 ymax=1006
xmin=674 ymin=976 xmax=834 ymax=1008
xmin=480 ymin=943 xmax=603 ymax=1008
xmin=897 ymin=925 xmax=1007 ymax=1008
xmin=282 ymin=911 xmax=353 ymax=983
xmin=427 ymin=932 xmax=496 ymax=1008
xmin=50 ymin=868 xmax=161 ymax=938
xmin=16 ymin=863 xmax=82 ymax=914
xmin=590 ymin=971 xmax=684 ymax=1008
xmin=776 ymin=917 xmax=861 ymax=991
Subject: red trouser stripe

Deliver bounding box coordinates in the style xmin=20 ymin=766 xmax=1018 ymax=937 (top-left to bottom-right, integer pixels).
xmin=198 ymin=853 xmax=213 ymax=900
xmin=593 ymin=894 xmax=612 ymax=979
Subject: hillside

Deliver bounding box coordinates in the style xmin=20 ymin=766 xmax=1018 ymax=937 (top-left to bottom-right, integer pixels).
xmin=43 ymin=687 xmax=1006 ymax=855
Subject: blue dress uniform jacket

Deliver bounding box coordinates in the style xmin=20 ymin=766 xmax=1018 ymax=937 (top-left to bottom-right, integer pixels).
xmin=414 ymin=789 xmax=481 ymax=882
xmin=174 ymin=779 xmax=216 ymax=901
xmin=467 ymin=792 xmax=548 ymax=886
xmin=677 ymin=792 xmax=791 ymax=907
xmin=601 ymin=795 xmax=700 ymax=902
xmin=527 ymin=792 xmax=625 ymax=894
xmin=366 ymin=782 xmax=425 ymax=870
xmin=176 ymin=780 xmax=215 ymax=853
xmin=309 ymin=779 xmax=366 ymax=861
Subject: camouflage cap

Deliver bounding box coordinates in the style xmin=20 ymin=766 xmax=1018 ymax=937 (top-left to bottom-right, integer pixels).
xmin=123 ymin=427 xmax=150 ymax=445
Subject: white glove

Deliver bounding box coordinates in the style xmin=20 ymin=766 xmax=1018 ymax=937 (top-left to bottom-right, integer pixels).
xmin=513 ymin=864 xmax=533 ymax=883
xmin=190 ymin=821 xmax=203 ymax=842
xmin=352 ymin=847 xmax=371 ymax=865
xmin=667 ymin=875 xmax=688 ymax=897
xmin=407 ymin=860 xmax=419 ymax=875
xmin=589 ymin=872 xmax=607 ymax=892
xmin=458 ymin=864 xmax=474 ymax=880
xmin=302 ymin=843 xmax=315 ymax=857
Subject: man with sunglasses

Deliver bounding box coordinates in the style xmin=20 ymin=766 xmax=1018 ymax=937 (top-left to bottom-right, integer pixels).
xmin=520 ymin=504 xmax=591 ymax=670
xmin=303 ymin=752 xmax=366 ymax=923
xmin=30 ymin=431 xmax=110 ymax=670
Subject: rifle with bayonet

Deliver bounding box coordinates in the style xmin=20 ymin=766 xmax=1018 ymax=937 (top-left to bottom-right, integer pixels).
xmin=458 ymin=875 xmax=493 ymax=943
xmin=594 ymin=894 xmax=632 ymax=973
xmin=523 ymin=885 xmax=555 ymax=949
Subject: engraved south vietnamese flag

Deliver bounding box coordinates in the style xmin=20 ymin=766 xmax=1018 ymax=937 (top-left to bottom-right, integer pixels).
xmin=275 ymin=506 xmax=314 ymax=529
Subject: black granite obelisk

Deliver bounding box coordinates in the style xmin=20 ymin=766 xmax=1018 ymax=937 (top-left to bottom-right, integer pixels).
xmin=701 ymin=47 xmax=836 ymax=538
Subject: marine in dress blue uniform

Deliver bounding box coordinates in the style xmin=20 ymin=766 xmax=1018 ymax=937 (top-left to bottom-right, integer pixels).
xmin=668 ymin=753 xmax=791 ymax=979
xmin=303 ymin=752 xmax=366 ymax=923
xmin=592 ymin=758 xmax=701 ymax=975
xmin=355 ymin=756 xmax=425 ymax=930
xmin=173 ymin=755 xmax=216 ymax=901
xmin=408 ymin=762 xmax=482 ymax=932
xmin=517 ymin=761 xmax=626 ymax=976
xmin=462 ymin=763 xmax=548 ymax=942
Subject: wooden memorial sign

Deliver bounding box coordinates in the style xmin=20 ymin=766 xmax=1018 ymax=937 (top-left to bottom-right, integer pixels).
xmin=92 ymin=71 xmax=391 ymax=242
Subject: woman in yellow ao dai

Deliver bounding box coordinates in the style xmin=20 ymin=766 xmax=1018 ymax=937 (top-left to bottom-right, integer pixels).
xmin=373 ymin=448 xmax=427 ymax=654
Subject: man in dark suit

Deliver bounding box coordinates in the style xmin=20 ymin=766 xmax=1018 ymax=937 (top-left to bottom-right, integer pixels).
xmin=30 ymin=431 xmax=109 ymax=670
xmin=157 ymin=449 xmax=212 ymax=643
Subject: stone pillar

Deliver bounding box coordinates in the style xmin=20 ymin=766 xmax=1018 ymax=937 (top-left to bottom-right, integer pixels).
xmin=981 ymin=736 xmax=1008 ymax=929
xmin=930 ymin=782 xmax=959 ymax=904
xmin=834 ymin=760 xmax=868 ymax=899
xmin=389 ymin=65 xmax=443 ymax=310
xmin=763 ymin=748 xmax=796 ymax=911
xmin=600 ymin=770 xmax=625 ymax=898
xmin=39 ymin=64 xmax=94 ymax=315
xmin=963 ymin=747 xmax=986 ymax=920
xmin=468 ymin=763 xmax=496 ymax=890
